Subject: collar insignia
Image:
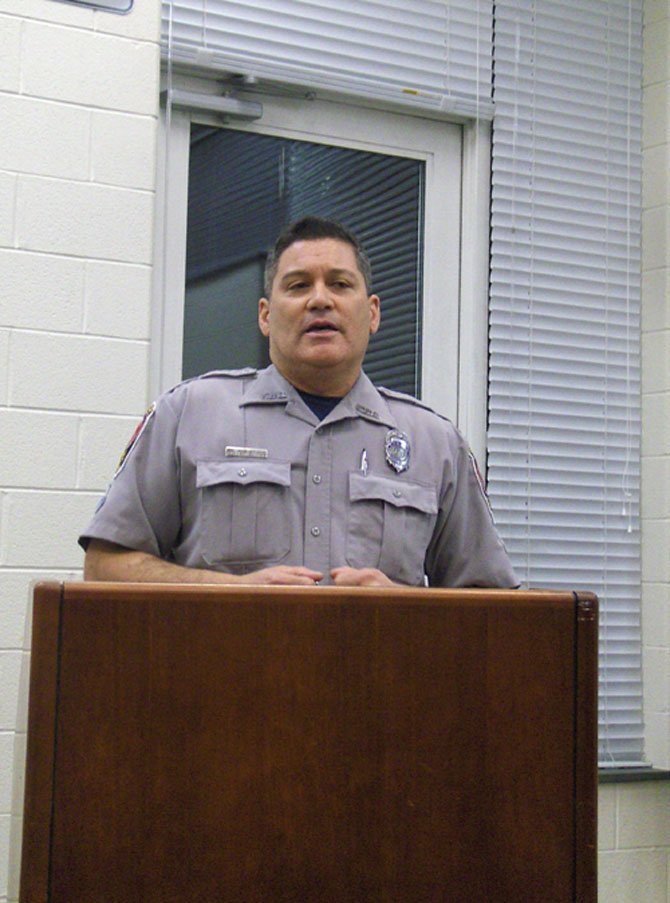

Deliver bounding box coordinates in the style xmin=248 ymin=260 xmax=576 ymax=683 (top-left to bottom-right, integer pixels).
xmin=356 ymin=404 xmax=380 ymax=420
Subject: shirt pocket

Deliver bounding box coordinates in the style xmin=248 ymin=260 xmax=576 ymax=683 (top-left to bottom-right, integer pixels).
xmin=346 ymin=472 xmax=438 ymax=585
xmin=197 ymin=459 xmax=291 ymax=566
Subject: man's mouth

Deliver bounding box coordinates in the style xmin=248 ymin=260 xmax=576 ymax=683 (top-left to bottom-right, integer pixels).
xmin=304 ymin=321 xmax=339 ymax=335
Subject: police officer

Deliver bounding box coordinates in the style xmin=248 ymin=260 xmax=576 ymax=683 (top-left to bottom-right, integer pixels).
xmin=81 ymin=217 xmax=517 ymax=589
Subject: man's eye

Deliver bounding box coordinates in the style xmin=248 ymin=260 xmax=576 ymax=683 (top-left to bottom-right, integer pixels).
xmin=332 ymin=280 xmax=351 ymax=289
xmin=287 ymin=281 xmax=307 ymax=290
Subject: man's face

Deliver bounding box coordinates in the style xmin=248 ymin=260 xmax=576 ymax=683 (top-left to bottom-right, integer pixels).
xmin=258 ymin=238 xmax=380 ymax=395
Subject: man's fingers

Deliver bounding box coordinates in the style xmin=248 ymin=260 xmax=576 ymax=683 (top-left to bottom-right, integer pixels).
xmin=243 ymin=566 xmax=395 ymax=587
xmin=330 ymin=566 xmax=395 ymax=587
xmin=243 ymin=565 xmax=324 ymax=586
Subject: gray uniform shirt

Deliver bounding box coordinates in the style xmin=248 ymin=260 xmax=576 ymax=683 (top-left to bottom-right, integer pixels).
xmin=80 ymin=365 xmax=517 ymax=587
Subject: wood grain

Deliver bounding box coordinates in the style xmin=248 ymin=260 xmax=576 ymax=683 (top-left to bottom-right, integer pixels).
xmin=21 ymin=584 xmax=597 ymax=903
xmin=20 ymin=583 xmax=62 ymax=903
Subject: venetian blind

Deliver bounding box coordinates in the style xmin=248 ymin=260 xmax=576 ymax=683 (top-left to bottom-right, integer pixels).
xmin=161 ymin=0 xmax=493 ymax=118
xmin=488 ymin=0 xmax=644 ymax=765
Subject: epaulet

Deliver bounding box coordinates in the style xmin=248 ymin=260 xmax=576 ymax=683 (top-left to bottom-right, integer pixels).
xmin=376 ymin=386 xmax=452 ymax=424
xmin=164 ymin=368 xmax=257 ymax=397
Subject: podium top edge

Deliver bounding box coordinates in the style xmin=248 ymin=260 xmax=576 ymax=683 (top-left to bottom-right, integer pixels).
xmin=33 ymin=581 xmax=597 ymax=608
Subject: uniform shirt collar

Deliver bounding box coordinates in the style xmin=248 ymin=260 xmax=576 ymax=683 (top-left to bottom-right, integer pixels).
xmin=239 ymin=365 xmax=292 ymax=406
xmin=325 ymin=370 xmax=397 ymax=429
xmin=240 ymin=365 xmax=397 ymax=429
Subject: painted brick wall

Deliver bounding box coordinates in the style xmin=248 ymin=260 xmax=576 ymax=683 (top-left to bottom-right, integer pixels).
xmin=0 ymin=1 xmax=160 ymax=899
xmin=599 ymin=782 xmax=670 ymax=901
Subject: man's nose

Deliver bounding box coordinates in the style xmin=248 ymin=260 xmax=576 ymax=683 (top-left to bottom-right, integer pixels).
xmin=306 ymin=280 xmax=334 ymax=308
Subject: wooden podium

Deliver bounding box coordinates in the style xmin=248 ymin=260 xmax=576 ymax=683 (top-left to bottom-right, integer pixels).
xmin=21 ymin=583 xmax=597 ymax=902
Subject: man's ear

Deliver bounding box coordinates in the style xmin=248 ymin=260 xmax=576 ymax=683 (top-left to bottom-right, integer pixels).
xmin=369 ymin=294 xmax=381 ymax=335
xmin=258 ymin=297 xmax=270 ymax=336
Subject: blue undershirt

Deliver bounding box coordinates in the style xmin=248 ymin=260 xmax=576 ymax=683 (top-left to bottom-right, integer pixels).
xmin=297 ymin=390 xmax=343 ymax=421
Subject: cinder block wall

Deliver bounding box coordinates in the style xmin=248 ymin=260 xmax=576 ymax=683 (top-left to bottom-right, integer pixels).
xmin=599 ymin=781 xmax=670 ymax=901
xmin=0 ymin=1 xmax=160 ymax=899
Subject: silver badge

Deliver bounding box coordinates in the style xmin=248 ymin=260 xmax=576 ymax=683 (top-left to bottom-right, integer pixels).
xmin=385 ymin=429 xmax=410 ymax=474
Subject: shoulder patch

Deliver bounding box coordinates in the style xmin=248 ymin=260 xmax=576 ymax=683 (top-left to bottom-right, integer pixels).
xmin=376 ymin=386 xmax=451 ymax=423
xmin=164 ymin=368 xmax=258 ymax=397
xmin=115 ymin=402 xmax=156 ymax=477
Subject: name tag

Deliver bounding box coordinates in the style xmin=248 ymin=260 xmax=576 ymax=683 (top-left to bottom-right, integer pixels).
xmin=224 ymin=446 xmax=269 ymax=459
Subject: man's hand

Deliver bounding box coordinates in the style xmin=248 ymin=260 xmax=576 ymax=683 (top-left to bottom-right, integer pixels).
xmin=84 ymin=540 xmax=323 ymax=585
xmin=238 ymin=565 xmax=324 ymax=586
xmin=330 ymin=566 xmax=396 ymax=587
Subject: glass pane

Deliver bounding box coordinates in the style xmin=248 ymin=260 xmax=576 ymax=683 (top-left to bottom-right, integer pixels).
xmin=184 ymin=125 xmax=424 ymax=396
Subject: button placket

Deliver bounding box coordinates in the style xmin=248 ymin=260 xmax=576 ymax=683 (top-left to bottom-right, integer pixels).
xmin=304 ymin=428 xmax=332 ymax=576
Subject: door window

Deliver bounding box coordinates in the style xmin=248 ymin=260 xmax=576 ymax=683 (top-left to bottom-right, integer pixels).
xmin=184 ymin=126 xmax=424 ymax=395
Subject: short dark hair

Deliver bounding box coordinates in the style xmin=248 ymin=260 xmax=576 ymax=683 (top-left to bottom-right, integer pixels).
xmin=264 ymin=216 xmax=373 ymax=295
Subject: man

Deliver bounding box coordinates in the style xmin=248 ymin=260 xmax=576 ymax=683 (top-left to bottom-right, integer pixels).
xmin=81 ymin=217 xmax=516 ymax=588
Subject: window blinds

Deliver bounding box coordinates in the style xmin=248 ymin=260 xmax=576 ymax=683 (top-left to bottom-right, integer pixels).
xmin=162 ymin=0 xmax=493 ymax=117
xmin=488 ymin=0 xmax=644 ymax=765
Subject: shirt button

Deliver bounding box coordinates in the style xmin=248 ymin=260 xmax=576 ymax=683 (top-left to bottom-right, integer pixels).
xmin=312 ymin=474 xmax=322 ymax=484
xmin=311 ymin=526 xmax=321 ymax=537
xmin=393 ymin=489 xmax=402 ymax=498
xmin=238 ymin=468 xmax=247 ymax=478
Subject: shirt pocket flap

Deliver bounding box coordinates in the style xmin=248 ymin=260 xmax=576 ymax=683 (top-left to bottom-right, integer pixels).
xmin=349 ymin=472 xmax=438 ymax=514
xmin=196 ymin=459 xmax=291 ymax=489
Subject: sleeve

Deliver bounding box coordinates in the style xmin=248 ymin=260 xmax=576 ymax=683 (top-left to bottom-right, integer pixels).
xmin=424 ymin=426 xmax=519 ymax=588
xmin=78 ymin=392 xmax=183 ymax=559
